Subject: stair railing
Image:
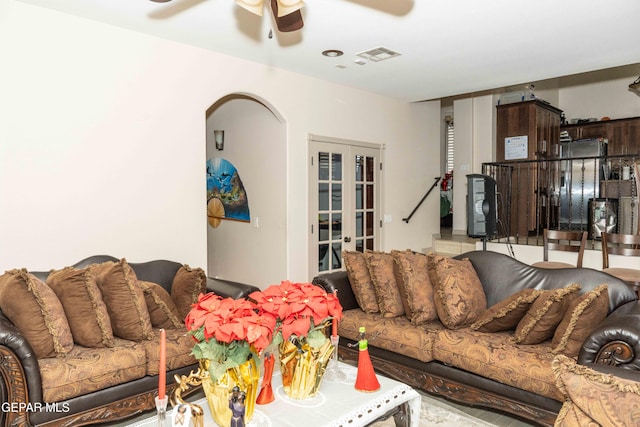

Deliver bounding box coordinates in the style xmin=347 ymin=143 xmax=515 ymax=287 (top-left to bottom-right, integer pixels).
xmin=402 ymin=177 xmax=442 ymax=223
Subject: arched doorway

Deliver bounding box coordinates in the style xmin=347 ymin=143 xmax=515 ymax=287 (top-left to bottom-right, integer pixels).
xmin=205 ymin=94 xmax=286 ymax=287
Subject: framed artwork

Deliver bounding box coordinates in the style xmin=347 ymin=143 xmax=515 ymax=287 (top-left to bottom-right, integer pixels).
xmin=206 ymin=158 xmax=250 ymax=228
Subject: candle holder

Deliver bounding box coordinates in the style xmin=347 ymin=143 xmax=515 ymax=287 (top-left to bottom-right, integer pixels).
xmin=155 ymin=394 xmax=168 ymax=427
xmin=324 ymin=335 xmax=347 ymax=382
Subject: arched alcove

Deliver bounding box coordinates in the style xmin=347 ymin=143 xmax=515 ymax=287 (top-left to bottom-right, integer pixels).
xmin=205 ymin=94 xmax=287 ymax=287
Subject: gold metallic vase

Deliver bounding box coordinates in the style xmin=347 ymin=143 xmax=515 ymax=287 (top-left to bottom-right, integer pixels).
xmin=278 ymin=338 xmax=334 ymax=399
xmin=173 ymin=357 xmax=259 ymax=427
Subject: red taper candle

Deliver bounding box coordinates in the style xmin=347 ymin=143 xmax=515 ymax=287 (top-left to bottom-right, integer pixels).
xmin=158 ymin=329 xmax=166 ymax=398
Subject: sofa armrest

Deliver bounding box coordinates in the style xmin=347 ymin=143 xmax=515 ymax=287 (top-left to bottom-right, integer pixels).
xmin=312 ymin=271 xmax=359 ymax=311
xmin=0 ymin=314 xmax=43 ymax=405
xmin=578 ymin=300 xmax=640 ymax=370
xmin=206 ymin=277 xmax=260 ymax=299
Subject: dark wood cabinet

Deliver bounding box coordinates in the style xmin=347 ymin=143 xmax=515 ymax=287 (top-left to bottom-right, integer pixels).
xmin=496 ymin=100 xmax=563 ymax=239
xmin=497 ymin=100 xmax=563 ymax=162
xmin=561 ymin=117 xmax=640 ymax=156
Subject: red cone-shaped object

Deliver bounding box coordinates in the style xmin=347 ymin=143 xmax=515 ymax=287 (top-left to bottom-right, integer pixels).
xmin=354 ymin=327 xmax=380 ymax=392
xmin=256 ymin=353 xmax=275 ymax=404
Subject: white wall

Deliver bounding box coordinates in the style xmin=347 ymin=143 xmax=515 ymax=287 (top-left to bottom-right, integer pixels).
xmin=484 ymin=241 xmax=638 ymax=271
xmin=0 ymin=2 xmax=441 ymax=284
xmin=384 ymin=100 xmax=441 ymax=252
xmin=450 ymin=95 xmax=494 ymax=235
xmin=205 ymin=97 xmax=287 ymax=286
xmin=452 ymin=99 xmax=472 ymax=233
xmin=559 ymin=64 xmax=640 ymax=121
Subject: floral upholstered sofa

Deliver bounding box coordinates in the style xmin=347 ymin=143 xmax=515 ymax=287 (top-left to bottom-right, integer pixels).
xmin=0 ymin=255 xmax=258 ymax=427
xmin=312 ymin=250 xmax=640 ymax=427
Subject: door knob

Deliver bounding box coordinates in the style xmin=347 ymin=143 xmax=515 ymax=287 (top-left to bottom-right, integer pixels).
xmin=344 ymin=236 xmax=351 ymax=243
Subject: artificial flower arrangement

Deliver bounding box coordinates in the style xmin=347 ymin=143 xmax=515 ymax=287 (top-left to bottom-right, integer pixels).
xmin=184 ymin=281 xmax=342 ymax=376
xmin=184 ymin=293 xmax=276 ymax=381
xmin=249 ymin=280 xmax=343 ymax=399
xmin=248 ymin=280 xmax=342 ymax=348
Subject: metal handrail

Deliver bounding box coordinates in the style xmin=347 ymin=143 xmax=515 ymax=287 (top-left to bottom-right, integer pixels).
xmin=402 ymin=177 xmax=441 ymax=223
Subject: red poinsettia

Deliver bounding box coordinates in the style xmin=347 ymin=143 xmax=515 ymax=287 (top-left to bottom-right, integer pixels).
xmin=185 ymin=293 xmax=277 ymax=380
xmin=185 ymin=293 xmax=276 ymax=351
xmin=249 ymin=280 xmax=342 ymax=344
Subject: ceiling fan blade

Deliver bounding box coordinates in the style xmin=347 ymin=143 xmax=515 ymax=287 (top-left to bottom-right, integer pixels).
xmin=235 ymin=0 xmax=265 ymax=16
xmin=271 ymin=0 xmax=304 ymax=32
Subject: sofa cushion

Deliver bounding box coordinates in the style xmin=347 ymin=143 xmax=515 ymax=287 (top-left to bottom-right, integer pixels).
xmin=363 ymin=251 xmax=405 ymax=318
xmin=555 ymin=403 xmax=600 ymax=427
xmin=513 ymin=284 xmax=581 ymax=345
xmin=171 ymin=265 xmax=207 ymax=320
xmin=552 ymin=354 xmax=640 ymax=427
xmin=46 ymin=266 xmax=115 ymax=348
xmin=391 ymin=250 xmax=437 ymax=325
xmin=0 ymin=269 xmax=74 ymax=359
xmin=338 ymin=308 xmax=441 ymax=363
xmin=38 ymin=338 xmax=147 ymax=402
xmin=144 ymin=328 xmax=196 ymax=375
xmin=470 ymin=289 xmax=543 ymax=333
xmin=552 ymin=284 xmax=609 ymax=357
xmin=342 ymin=250 xmax=380 ymax=314
xmin=90 ymin=260 xmax=154 ymax=341
xmin=428 ymin=254 xmax=487 ymax=329
xmin=139 ymin=281 xmax=184 ymax=329
xmin=433 ymin=328 xmax=563 ymax=401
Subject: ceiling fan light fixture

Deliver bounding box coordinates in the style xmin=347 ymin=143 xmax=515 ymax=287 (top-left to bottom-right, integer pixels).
xmin=235 ymin=0 xmax=264 ymax=16
xmin=274 ymin=0 xmax=304 ymax=17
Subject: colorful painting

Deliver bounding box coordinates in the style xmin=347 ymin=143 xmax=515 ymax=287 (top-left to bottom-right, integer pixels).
xmin=206 ymin=158 xmax=250 ymax=228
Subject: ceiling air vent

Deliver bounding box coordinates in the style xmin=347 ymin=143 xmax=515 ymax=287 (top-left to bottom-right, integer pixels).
xmin=356 ymin=47 xmax=401 ymax=62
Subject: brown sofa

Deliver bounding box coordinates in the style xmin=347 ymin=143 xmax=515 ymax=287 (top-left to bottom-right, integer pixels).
xmin=312 ymin=250 xmax=640 ymax=427
xmin=0 ymin=255 xmax=259 ymax=427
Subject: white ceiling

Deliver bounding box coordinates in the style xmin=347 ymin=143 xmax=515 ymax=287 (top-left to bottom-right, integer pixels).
xmin=17 ymin=0 xmax=640 ymax=102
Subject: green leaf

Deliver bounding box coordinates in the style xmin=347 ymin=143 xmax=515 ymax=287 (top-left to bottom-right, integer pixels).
xmin=307 ymin=329 xmax=328 ymax=349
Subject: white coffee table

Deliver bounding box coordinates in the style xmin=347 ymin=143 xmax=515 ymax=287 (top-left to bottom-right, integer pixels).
xmin=126 ymin=362 xmax=420 ymax=427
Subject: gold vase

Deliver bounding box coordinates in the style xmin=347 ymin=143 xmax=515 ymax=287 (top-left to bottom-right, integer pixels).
xmin=173 ymin=357 xmax=259 ymax=427
xmin=278 ymin=338 xmax=334 ymax=399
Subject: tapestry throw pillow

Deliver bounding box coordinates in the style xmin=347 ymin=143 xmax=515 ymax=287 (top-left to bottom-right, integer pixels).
xmin=552 ymin=284 xmax=609 ymax=357
xmin=91 ymin=259 xmax=154 ymax=341
xmin=471 ymin=288 xmax=543 ymax=333
xmin=553 ymin=354 xmax=640 ymax=427
xmin=47 ymin=266 xmax=115 ymax=348
xmin=139 ymin=280 xmax=184 ymax=329
xmin=342 ymin=250 xmax=380 ymax=314
xmin=513 ymin=284 xmax=581 ymax=345
xmin=171 ymin=265 xmax=207 ymax=320
xmin=429 ymin=254 xmax=487 ymax=329
xmin=363 ymin=251 xmax=405 ymax=318
xmin=391 ymin=250 xmax=437 ymax=325
xmin=0 ymin=269 xmax=74 ymax=358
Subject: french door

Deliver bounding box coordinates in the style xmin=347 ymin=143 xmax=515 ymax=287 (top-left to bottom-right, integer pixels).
xmin=309 ymin=135 xmax=382 ymax=278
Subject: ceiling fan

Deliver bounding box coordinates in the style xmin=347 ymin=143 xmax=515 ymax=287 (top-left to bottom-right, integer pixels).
xmin=150 ymin=0 xmax=414 ymax=34
xmin=235 ymin=0 xmax=304 ymax=33
xmin=150 ymin=0 xmax=305 ymax=32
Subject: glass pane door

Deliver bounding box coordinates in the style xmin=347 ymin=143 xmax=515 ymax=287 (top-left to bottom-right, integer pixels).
xmin=309 ymin=138 xmax=381 ymax=277
xmin=355 ymin=154 xmax=377 ymax=253
xmin=316 ymin=148 xmax=345 ymax=273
